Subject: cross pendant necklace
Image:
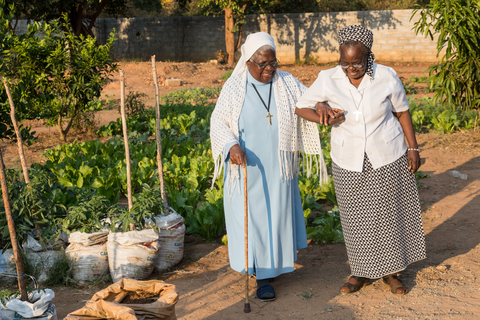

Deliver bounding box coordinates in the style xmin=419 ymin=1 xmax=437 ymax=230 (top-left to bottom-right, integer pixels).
xmin=252 ymin=82 xmax=273 ymax=125
xmin=349 ymin=89 xmax=365 ymax=121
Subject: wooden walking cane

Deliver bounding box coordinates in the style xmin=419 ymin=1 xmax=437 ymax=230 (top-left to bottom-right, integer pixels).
xmin=243 ymin=165 xmax=251 ymax=313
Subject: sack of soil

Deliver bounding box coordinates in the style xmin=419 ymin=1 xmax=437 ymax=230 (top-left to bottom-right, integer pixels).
xmin=0 ymin=251 xmax=7 ymax=274
xmin=107 ymin=229 xmax=160 ymax=283
xmin=3 ymin=235 xmax=65 ymax=282
xmin=65 ymin=278 xmax=178 ymax=320
xmin=0 ymin=289 xmax=57 ymax=320
xmin=154 ymin=210 xmax=185 ymax=271
xmin=65 ymin=231 xmax=109 ymax=283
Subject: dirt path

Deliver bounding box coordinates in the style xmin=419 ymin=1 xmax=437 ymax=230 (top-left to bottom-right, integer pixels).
xmin=3 ymin=61 xmax=480 ymax=319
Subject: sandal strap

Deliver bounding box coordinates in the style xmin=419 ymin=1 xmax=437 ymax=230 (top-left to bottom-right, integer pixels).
xmin=342 ymin=276 xmax=368 ymax=293
xmin=383 ymin=274 xmax=400 ymax=285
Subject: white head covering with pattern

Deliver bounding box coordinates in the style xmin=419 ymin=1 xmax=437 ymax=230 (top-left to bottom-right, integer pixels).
xmin=232 ymin=32 xmax=276 ymax=76
xmin=337 ymin=25 xmax=376 ymax=79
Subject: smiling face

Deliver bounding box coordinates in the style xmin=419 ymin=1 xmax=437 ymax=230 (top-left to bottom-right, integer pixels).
xmin=339 ymin=43 xmax=367 ymax=81
xmin=246 ymin=47 xmax=277 ymax=83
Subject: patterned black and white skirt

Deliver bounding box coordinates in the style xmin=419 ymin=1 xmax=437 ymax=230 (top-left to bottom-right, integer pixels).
xmin=332 ymin=152 xmax=426 ymax=279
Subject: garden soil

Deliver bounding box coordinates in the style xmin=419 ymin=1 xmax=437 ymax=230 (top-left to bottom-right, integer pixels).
xmin=2 ymin=61 xmax=480 ymax=319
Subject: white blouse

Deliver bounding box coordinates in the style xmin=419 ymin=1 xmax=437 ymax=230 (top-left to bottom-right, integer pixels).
xmin=296 ymin=63 xmax=409 ymax=172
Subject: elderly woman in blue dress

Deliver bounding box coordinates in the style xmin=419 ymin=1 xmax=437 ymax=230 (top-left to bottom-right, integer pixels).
xmin=210 ymin=32 xmax=337 ymax=301
xmin=297 ymin=25 xmax=426 ymax=295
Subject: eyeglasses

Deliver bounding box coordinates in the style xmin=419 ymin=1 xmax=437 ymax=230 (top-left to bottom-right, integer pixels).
xmin=339 ymin=62 xmax=364 ymax=69
xmin=249 ymin=59 xmax=279 ymax=69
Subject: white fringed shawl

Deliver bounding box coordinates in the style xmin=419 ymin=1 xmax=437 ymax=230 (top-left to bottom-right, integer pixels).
xmin=210 ymin=70 xmax=328 ymax=190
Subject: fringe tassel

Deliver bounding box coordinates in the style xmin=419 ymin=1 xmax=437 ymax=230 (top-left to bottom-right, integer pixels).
xmin=211 ymin=156 xmax=224 ymax=189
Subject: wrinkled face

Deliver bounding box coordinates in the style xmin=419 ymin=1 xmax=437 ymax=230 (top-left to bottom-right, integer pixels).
xmin=339 ymin=43 xmax=367 ymax=80
xmin=246 ymin=48 xmax=277 ymax=83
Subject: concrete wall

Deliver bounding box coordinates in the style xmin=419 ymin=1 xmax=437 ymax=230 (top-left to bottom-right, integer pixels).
xmin=15 ymin=9 xmax=440 ymax=63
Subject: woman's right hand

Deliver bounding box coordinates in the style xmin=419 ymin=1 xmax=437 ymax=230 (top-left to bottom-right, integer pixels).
xmin=229 ymin=144 xmax=247 ymax=168
xmin=316 ymin=102 xmax=345 ymax=126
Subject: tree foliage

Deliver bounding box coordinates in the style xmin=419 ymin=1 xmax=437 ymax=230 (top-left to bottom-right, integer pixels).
xmin=413 ymin=0 xmax=480 ymax=111
xmin=0 ymin=2 xmax=117 ymax=142
xmin=5 ymin=0 xmax=162 ymax=36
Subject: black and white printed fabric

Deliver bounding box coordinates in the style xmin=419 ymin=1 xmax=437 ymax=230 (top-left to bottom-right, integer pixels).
xmin=337 ymin=25 xmax=376 ymax=80
xmin=332 ymin=152 xmax=426 ymax=279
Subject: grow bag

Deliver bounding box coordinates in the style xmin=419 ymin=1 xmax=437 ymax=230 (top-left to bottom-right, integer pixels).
xmin=0 ymin=289 xmax=57 ymax=320
xmin=65 ymin=231 xmax=109 ymax=283
xmin=107 ymin=229 xmax=160 ymax=283
xmin=154 ymin=211 xmax=185 ymax=271
xmin=65 ymin=279 xmax=178 ymax=320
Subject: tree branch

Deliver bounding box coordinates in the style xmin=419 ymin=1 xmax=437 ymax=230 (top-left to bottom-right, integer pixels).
xmin=87 ymin=0 xmax=113 ymax=32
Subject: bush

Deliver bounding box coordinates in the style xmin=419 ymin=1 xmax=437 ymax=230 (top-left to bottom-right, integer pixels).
xmin=306 ymin=208 xmax=344 ymax=245
xmin=119 ymin=91 xmax=148 ymax=118
xmin=413 ymin=0 xmax=480 ymax=111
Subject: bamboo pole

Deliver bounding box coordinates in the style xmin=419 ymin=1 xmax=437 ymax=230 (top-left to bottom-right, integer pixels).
xmin=151 ymin=55 xmax=169 ymax=216
xmin=3 ymin=79 xmax=30 ymax=184
xmin=0 ymin=148 xmax=28 ymax=301
xmin=119 ymin=70 xmax=133 ymax=230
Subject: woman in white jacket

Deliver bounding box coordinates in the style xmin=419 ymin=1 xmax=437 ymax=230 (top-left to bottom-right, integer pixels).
xmin=297 ymin=25 xmax=426 ymax=295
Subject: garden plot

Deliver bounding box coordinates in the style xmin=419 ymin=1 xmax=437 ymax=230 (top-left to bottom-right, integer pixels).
xmin=2 ymin=61 xmax=480 ymax=319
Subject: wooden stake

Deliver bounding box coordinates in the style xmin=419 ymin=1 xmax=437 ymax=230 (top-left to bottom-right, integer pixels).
xmin=119 ymin=70 xmax=133 ymax=230
xmin=0 ymin=148 xmax=28 ymax=301
xmin=3 ymin=78 xmax=42 ymax=240
xmin=3 ymin=79 xmax=30 ymax=184
xmin=151 ymin=55 xmax=169 ymax=216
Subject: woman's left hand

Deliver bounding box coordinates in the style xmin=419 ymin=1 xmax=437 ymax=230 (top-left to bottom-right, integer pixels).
xmin=407 ymin=150 xmax=421 ymax=173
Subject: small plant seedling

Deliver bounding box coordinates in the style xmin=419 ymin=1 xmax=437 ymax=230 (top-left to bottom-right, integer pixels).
xmin=299 ymin=288 xmax=313 ymax=300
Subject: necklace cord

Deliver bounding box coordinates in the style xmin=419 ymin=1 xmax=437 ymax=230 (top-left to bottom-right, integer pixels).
xmin=251 ymin=82 xmax=272 ymax=113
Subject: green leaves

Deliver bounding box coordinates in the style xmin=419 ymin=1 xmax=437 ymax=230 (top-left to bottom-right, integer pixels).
xmin=306 ymin=208 xmax=344 ymax=245
xmin=412 ymin=0 xmax=480 ymax=111
xmin=0 ymin=7 xmax=117 ymax=142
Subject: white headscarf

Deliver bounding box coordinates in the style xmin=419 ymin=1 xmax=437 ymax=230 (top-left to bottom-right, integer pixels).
xmin=232 ymin=32 xmax=276 ymax=76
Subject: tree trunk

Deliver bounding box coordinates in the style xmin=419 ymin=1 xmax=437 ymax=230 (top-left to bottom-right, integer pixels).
xmin=57 ymin=115 xmax=67 ymax=141
xmin=0 ymin=149 xmax=28 ymax=301
xmin=225 ymin=6 xmax=235 ymax=66
xmin=151 ymin=56 xmax=170 ymax=216
xmin=3 ymin=80 xmax=30 ymax=184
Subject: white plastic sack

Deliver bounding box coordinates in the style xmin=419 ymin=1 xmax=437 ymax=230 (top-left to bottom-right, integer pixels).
xmin=107 ymin=229 xmax=160 ymax=283
xmin=16 ymin=236 xmax=64 ymax=282
xmin=0 ymin=251 xmax=7 ymax=274
xmin=154 ymin=212 xmax=185 ymax=271
xmin=0 ymin=289 xmax=56 ymax=320
xmin=23 ymin=234 xmax=67 ymax=253
xmin=65 ymin=231 xmax=109 ymax=283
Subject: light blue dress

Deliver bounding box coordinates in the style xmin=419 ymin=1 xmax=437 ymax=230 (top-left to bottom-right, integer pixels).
xmin=223 ymin=71 xmax=308 ymax=280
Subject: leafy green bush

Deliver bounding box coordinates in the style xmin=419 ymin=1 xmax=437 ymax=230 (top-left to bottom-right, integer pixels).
xmin=402 ymin=80 xmax=417 ymax=95
xmin=0 ymin=8 xmax=117 ymax=142
xmin=160 ymin=86 xmax=222 ymax=105
xmin=413 ymin=0 xmax=480 ymax=111
xmin=186 ymin=188 xmax=225 ymax=242
xmin=306 ymin=208 xmax=344 ymax=245
xmin=408 ymin=96 xmax=479 ymax=133
xmin=120 ymin=91 xmax=148 ymax=118
xmin=0 ymin=169 xmax=68 ymax=250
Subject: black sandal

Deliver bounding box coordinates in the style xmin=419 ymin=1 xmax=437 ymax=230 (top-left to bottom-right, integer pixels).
xmin=340 ymin=276 xmax=369 ymax=294
xmin=256 ymin=284 xmax=276 ymax=301
xmin=383 ymin=274 xmax=407 ymax=294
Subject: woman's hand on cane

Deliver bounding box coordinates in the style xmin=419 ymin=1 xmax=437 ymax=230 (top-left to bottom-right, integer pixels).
xmin=230 ymin=144 xmax=247 ymax=168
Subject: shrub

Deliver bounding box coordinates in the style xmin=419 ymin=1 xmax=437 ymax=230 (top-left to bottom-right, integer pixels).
xmin=413 ymin=0 xmax=480 ymax=111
